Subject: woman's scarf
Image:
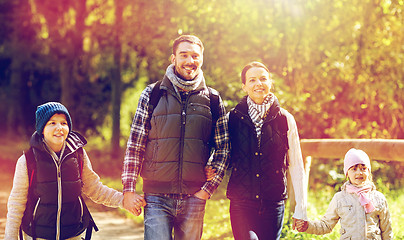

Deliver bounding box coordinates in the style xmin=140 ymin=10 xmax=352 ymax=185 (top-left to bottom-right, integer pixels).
xmin=247 ymin=93 xmax=275 ymax=143
xmin=166 ymin=64 xmax=204 ymax=92
xmin=345 ymin=184 xmax=375 ymax=213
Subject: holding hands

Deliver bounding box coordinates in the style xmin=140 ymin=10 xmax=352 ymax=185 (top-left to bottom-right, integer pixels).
xmin=123 ymin=192 xmax=146 ymax=216
xmin=123 ymin=166 xmax=215 ymax=216
xmin=293 ymin=218 xmax=309 ymax=232
xmin=204 ymin=166 xmax=216 ymax=181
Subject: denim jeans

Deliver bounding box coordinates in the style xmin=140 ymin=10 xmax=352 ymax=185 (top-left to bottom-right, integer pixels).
xmin=229 ymin=199 xmax=285 ymax=240
xmin=144 ymin=193 xmax=206 ymax=240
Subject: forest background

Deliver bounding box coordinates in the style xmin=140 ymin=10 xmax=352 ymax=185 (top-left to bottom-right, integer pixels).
xmin=0 ymin=0 xmax=403 ymax=238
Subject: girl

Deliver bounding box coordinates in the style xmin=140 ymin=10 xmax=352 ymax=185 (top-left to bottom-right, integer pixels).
xmin=5 ymin=102 xmax=139 ymax=240
xmin=226 ymin=61 xmax=307 ymax=240
xmin=296 ymin=148 xmax=393 ymax=239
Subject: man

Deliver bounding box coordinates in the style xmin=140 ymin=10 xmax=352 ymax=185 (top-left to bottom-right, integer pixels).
xmin=122 ymin=35 xmax=229 ymax=240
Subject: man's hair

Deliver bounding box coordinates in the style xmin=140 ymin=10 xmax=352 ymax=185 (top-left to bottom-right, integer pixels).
xmin=172 ymin=35 xmax=204 ymax=55
xmin=241 ymin=61 xmax=271 ymax=84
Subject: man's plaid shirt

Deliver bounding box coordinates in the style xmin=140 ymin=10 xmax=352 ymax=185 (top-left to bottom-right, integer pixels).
xmin=122 ymin=83 xmax=230 ymax=196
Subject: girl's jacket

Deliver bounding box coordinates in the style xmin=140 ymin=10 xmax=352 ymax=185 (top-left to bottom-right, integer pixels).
xmin=306 ymin=181 xmax=393 ymax=240
xmin=5 ymin=132 xmax=124 ymax=239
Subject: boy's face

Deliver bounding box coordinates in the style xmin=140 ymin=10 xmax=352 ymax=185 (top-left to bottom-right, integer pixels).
xmin=43 ymin=113 xmax=69 ymax=152
xmin=347 ymin=164 xmax=370 ymax=187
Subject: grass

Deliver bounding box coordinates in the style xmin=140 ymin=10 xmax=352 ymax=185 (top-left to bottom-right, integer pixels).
xmin=100 ymin=176 xmax=404 ymax=240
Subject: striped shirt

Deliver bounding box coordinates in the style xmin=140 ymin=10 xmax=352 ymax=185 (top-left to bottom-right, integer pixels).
xmin=122 ymin=83 xmax=230 ymax=196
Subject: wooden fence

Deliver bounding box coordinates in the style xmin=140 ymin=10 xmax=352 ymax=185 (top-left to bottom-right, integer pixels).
xmin=300 ymin=139 xmax=404 ymax=162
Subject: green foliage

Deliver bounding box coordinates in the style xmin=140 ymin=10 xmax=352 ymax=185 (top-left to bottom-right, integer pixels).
xmin=100 ymin=175 xmax=404 ymax=239
xmin=1 ymin=0 xmax=403 ymax=142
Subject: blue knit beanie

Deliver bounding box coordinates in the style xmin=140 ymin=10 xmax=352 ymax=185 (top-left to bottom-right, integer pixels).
xmin=35 ymin=102 xmax=72 ymax=134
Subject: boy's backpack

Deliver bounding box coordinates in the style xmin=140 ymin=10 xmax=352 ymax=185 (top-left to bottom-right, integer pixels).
xmin=21 ymin=147 xmax=98 ymax=240
xmin=147 ymin=80 xmax=220 ymax=151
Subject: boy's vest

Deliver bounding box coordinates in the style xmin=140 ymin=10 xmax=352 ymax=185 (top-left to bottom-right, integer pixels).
xmin=21 ymin=147 xmax=97 ymax=240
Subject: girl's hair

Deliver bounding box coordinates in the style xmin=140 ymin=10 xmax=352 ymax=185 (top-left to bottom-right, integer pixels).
xmin=241 ymin=61 xmax=271 ymax=84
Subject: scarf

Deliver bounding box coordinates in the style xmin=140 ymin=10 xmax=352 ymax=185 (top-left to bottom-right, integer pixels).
xmin=247 ymin=93 xmax=275 ymax=143
xmin=345 ymin=184 xmax=375 ymax=213
xmin=166 ymin=64 xmax=204 ymax=92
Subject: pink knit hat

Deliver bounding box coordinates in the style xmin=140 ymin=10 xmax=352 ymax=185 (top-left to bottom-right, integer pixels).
xmin=343 ymin=148 xmax=371 ymax=176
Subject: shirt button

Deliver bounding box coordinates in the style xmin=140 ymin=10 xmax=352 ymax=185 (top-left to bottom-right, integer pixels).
xmin=256 ymin=195 xmax=259 ymax=199
xmin=256 ymin=174 xmax=260 ymax=177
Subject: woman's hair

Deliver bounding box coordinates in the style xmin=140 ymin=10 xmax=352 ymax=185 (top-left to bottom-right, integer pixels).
xmin=241 ymin=61 xmax=271 ymax=84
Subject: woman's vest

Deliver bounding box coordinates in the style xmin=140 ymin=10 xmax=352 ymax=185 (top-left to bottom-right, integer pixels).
xmin=226 ymin=96 xmax=289 ymax=201
xmin=141 ymin=77 xmax=213 ymax=194
xmin=21 ymin=132 xmax=94 ymax=240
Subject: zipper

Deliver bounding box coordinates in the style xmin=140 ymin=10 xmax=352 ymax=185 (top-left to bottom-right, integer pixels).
xmin=56 ymin=164 xmax=62 ymax=240
xmin=78 ymin=196 xmax=84 ymax=222
xmin=30 ymin=197 xmax=41 ymax=227
xmin=53 ymin=151 xmax=74 ymax=240
xmin=178 ymin=92 xmax=190 ymax=192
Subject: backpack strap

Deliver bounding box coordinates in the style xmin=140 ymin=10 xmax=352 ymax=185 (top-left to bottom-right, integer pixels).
xmin=25 ymin=148 xmax=36 ymax=188
xmin=208 ymin=87 xmax=220 ymax=151
xmin=82 ymin=195 xmax=99 ymax=240
xmin=77 ymin=147 xmax=84 ymax=176
xmin=146 ymin=80 xmax=163 ymax=130
xmin=22 ymin=147 xmax=38 ymax=240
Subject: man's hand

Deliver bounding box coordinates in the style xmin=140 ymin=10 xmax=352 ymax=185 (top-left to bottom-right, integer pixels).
xmin=123 ymin=192 xmax=146 ymax=216
xmin=193 ymin=189 xmax=210 ymax=200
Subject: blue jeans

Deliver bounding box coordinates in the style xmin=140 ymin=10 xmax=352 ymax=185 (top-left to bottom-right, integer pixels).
xmin=229 ymin=199 xmax=285 ymax=240
xmin=144 ymin=194 xmax=206 ymax=240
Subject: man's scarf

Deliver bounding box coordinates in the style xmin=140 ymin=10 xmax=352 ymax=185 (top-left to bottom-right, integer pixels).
xmin=166 ymin=64 xmax=204 ymax=92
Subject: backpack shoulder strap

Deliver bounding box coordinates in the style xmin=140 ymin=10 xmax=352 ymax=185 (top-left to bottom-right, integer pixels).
xmin=24 ymin=147 xmax=36 ymax=188
xmin=76 ymin=147 xmax=84 ymax=176
xmin=22 ymin=147 xmax=38 ymax=239
xmin=148 ymin=80 xmax=163 ymax=114
xmin=208 ymin=87 xmax=220 ymax=125
xmin=208 ymin=87 xmax=220 ymax=150
xmin=146 ymin=80 xmax=163 ymax=130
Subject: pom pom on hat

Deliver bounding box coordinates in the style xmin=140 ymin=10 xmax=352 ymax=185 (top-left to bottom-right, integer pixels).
xmin=343 ymin=148 xmax=371 ymax=176
xmin=35 ymin=102 xmax=72 ymax=134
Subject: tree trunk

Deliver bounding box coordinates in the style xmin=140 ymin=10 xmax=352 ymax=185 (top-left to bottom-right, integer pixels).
xmin=111 ymin=0 xmax=124 ymax=156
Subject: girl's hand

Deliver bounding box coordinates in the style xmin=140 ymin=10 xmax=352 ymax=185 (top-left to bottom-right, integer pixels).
xmin=204 ymin=166 xmax=216 ymax=181
xmin=294 ymin=218 xmax=309 ymax=232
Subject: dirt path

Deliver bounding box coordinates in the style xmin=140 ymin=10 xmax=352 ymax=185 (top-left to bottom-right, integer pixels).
xmin=0 ymin=159 xmax=144 ymax=239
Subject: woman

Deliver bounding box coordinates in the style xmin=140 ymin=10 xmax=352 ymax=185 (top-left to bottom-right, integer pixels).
xmin=226 ymin=62 xmax=307 ymax=240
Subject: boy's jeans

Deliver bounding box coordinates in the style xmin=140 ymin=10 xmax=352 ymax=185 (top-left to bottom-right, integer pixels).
xmin=144 ymin=193 xmax=206 ymax=240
